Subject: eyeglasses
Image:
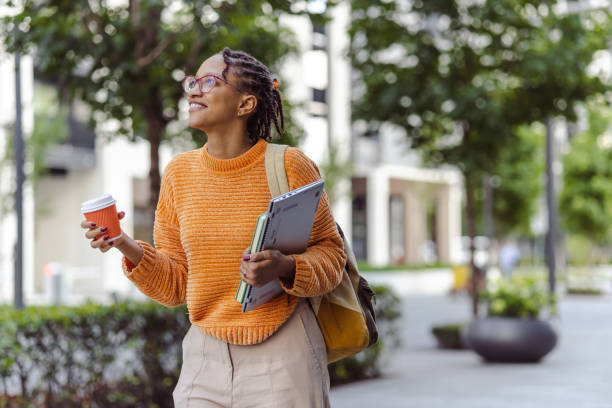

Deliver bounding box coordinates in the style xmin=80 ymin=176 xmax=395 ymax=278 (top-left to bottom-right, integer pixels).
xmin=182 ymin=74 xmax=240 ymax=94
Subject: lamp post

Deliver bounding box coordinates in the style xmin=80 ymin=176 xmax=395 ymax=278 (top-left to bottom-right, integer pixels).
xmin=545 ymin=118 xmax=557 ymax=295
xmin=13 ymin=50 xmax=24 ymax=310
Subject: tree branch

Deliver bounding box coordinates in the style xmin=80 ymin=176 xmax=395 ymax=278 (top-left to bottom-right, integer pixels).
xmin=186 ymin=38 xmax=203 ymax=73
xmin=136 ymin=32 xmax=177 ymax=68
xmin=82 ymin=2 xmax=107 ymax=37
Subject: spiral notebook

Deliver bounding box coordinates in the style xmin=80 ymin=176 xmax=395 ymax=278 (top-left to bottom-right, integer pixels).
xmin=235 ymin=179 xmax=325 ymax=312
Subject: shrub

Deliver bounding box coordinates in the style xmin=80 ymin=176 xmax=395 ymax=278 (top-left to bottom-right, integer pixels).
xmin=0 ymin=284 xmax=401 ymax=405
xmin=431 ymin=323 xmax=466 ymax=350
xmin=481 ymin=276 xmax=556 ymax=319
xmin=328 ymin=285 xmax=402 ymax=385
xmin=0 ymin=301 xmax=189 ymax=408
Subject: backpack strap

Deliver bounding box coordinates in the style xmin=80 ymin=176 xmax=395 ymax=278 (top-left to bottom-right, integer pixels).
xmin=264 ymin=142 xmax=323 ymax=311
xmin=265 ymin=143 xmax=290 ymax=196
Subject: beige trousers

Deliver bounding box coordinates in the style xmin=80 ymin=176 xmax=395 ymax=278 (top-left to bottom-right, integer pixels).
xmin=172 ymin=299 xmax=330 ymax=408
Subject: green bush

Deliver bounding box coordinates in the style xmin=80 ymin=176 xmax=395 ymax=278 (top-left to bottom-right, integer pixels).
xmin=431 ymin=323 xmax=466 ymax=350
xmin=481 ymin=276 xmax=556 ymax=319
xmin=0 ymin=284 xmax=401 ymax=405
xmin=328 ymin=285 xmax=402 ymax=385
xmin=0 ymin=301 xmax=189 ymax=408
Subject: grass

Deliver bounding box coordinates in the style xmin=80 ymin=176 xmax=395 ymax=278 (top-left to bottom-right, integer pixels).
xmin=566 ymin=288 xmax=604 ymax=295
xmin=356 ymin=260 xmax=452 ymax=272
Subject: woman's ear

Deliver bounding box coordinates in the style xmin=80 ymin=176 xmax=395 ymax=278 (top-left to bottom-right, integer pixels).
xmin=237 ymin=94 xmax=257 ymax=117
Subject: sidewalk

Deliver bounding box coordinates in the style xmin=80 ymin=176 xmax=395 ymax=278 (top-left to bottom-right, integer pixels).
xmin=330 ymin=292 xmax=612 ymax=407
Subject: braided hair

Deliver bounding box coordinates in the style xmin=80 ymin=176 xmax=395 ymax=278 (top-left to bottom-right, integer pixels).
xmin=220 ymin=47 xmax=284 ymax=144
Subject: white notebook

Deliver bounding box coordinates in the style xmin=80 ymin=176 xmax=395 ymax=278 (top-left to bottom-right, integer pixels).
xmin=237 ymin=179 xmax=325 ymax=312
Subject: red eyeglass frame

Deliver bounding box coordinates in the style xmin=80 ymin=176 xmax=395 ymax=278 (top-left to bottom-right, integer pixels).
xmin=182 ymin=74 xmax=241 ymax=94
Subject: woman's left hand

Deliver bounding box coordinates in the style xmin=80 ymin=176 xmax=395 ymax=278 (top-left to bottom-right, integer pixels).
xmin=240 ymin=248 xmax=296 ymax=287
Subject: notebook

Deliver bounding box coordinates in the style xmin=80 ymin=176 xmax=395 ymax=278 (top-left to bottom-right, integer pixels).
xmin=236 ymin=179 xmax=325 ymax=312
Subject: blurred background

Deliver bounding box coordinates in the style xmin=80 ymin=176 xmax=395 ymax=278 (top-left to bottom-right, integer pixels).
xmin=1 ymin=0 xmax=612 ymax=407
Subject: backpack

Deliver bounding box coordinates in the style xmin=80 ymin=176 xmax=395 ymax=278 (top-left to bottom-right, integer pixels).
xmin=265 ymin=143 xmax=378 ymax=363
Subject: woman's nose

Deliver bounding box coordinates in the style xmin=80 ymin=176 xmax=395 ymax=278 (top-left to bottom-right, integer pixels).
xmin=188 ymin=86 xmax=202 ymax=97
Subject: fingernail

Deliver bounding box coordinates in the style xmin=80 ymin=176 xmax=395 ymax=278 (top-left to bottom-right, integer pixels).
xmin=109 ymin=241 xmax=114 ymax=246
xmin=100 ymin=227 xmax=108 ymax=232
xmin=89 ymin=223 xmax=96 ymax=229
xmin=103 ymin=235 xmax=110 ymax=240
xmin=243 ymin=255 xmax=251 ymax=261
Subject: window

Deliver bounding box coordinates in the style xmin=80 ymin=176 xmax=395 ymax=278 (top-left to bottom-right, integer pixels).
xmin=312 ymin=23 xmax=326 ymax=51
xmin=312 ymin=88 xmax=326 ymax=104
xmin=352 ymin=195 xmax=367 ymax=260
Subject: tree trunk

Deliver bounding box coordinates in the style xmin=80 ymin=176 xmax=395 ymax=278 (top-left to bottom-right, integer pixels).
xmin=130 ymin=0 xmax=163 ymax=241
xmin=462 ymin=121 xmax=481 ymax=316
xmin=144 ymin=101 xmax=164 ymax=242
xmin=464 ymin=172 xmax=480 ymax=316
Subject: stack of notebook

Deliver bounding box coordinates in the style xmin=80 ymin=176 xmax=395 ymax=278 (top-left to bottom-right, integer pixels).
xmin=235 ymin=179 xmax=325 ymax=312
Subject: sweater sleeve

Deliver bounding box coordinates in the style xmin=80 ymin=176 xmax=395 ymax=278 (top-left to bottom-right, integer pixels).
xmin=122 ymin=162 xmax=188 ymax=307
xmin=278 ymin=147 xmax=346 ymax=297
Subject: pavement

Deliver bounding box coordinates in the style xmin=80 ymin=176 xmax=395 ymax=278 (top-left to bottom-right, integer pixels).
xmin=330 ymin=288 xmax=612 ymax=407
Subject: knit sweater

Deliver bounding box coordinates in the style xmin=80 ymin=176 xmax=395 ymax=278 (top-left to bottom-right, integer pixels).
xmin=122 ymin=138 xmax=346 ymax=345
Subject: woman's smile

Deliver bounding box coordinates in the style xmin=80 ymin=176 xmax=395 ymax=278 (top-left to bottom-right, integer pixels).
xmin=189 ymin=101 xmax=207 ymax=112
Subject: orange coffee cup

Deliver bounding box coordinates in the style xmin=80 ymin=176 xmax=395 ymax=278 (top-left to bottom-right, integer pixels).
xmin=80 ymin=194 xmax=122 ymax=242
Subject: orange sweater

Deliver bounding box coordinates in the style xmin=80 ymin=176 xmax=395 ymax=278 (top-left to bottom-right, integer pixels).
xmin=122 ymin=139 xmax=346 ymax=345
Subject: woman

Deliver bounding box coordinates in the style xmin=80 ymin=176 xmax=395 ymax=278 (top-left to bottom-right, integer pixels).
xmin=81 ymin=47 xmax=345 ymax=407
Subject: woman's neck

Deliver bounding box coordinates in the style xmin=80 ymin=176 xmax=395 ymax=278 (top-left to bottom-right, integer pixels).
xmin=204 ymin=123 xmax=253 ymax=159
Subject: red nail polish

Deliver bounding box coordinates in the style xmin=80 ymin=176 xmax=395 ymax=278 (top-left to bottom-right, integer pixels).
xmin=243 ymin=255 xmax=251 ymax=261
xmin=109 ymin=241 xmax=114 ymax=246
xmin=103 ymin=235 xmax=110 ymax=240
xmin=100 ymin=227 xmax=108 ymax=232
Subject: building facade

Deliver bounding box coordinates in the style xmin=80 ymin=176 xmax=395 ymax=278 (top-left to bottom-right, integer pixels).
xmin=0 ymin=4 xmax=462 ymax=305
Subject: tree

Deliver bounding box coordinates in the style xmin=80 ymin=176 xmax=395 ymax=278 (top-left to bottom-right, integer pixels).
xmin=2 ymin=0 xmax=313 ymax=221
xmin=0 ymin=83 xmax=70 ymax=219
xmin=319 ymin=141 xmax=352 ymax=207
xmin=348 ymin=0 xmax=611 ymax=314
xmin=472 ymin=123 xmax=544 ymax=239
xmin=560 ymin=102 xmax=612 ymax=244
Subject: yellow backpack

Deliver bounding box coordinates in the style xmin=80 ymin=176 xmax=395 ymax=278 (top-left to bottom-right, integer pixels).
xmin=265 ymin=143 xmax=378 ymax=363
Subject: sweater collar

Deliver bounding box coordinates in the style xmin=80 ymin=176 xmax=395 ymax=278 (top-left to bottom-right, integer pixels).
xmin=200 ymin=138 xmax=267 ymax=173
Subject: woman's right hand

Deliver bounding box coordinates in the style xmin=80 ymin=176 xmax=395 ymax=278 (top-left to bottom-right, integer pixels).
xmin=81 ymin=211 xmax=127 ymax=253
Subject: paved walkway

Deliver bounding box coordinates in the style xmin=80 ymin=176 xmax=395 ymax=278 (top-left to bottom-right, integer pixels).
xmin=330 ymin=292 xmax=612 ymax=407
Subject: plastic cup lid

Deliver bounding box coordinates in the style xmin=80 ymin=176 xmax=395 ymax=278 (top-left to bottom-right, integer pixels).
xmin=80 ymin=194 xmax=116 ymax=213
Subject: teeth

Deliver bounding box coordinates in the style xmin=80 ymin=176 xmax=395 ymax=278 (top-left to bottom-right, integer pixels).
xmin=190 ymin=103 xmax=204 ymax=108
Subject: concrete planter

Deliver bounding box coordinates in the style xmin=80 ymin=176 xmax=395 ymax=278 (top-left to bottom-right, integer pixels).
xmin=431 ymin=323 xmax=467 ymax=349
xmin=465 ymin=317 xmax=558 ymax=363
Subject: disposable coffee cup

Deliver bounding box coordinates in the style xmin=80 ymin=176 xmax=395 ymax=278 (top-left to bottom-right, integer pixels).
xmin=80 ymin=194 xmax=123 ymax=242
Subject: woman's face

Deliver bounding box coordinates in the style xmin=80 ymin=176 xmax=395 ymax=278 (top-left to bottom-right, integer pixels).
xmin=187 ymin=54 xmax=244 ymax=132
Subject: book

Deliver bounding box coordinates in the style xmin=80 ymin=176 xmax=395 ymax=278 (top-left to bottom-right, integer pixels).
xmin=236 ymin=179 xmax=325 ymax=312
xmin=235 ymin=213 xmax=269 ymax=304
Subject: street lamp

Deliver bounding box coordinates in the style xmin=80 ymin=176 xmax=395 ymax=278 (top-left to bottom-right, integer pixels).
xmin=13 ymin=49 xmax=24 ymax=309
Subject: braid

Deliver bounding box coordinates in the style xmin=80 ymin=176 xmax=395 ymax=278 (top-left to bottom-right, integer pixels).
xmin=221 ymin=47 xmax=285 ymax=144
xmin=273 ymin=89 xmax=284 ymax=136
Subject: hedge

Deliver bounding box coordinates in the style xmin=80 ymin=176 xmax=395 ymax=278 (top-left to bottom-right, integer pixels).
xmin=328 ymin=284 xmax=401 ymax=385
xmin=0 ymin=285 xmax=400 ymax=407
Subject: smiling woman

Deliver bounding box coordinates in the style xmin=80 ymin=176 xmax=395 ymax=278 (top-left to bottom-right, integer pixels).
xmin=80 ymin=47 xmax=345 ymax=408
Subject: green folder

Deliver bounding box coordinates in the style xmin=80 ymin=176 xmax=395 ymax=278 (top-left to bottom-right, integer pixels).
xmin=235 ymin=213 xmax=269 ymax=303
